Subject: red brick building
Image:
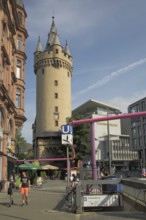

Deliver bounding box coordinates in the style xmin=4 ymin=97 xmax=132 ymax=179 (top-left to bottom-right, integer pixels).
xmin=0 ymin=0 xmax=28 ymax=191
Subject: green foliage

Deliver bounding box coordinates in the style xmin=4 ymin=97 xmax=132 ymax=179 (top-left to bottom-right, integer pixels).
xmin=40 ymin=171 xmax=47 ymax=178
xmin=67 ymin=115 xmax=91 ymax=163
xmin=32 ymin=161 xmax=40 ymax=167
xmin=51 ymin=115 xmax=91 ymax=166
xmin=15 ymin=128 xmax=33 ymax=159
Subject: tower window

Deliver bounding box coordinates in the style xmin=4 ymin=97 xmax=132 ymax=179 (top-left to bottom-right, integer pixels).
xmin=54 ymin=80 xmax=58 ymax=86
xmin=67 ymin=72 xmax=70 ymax=77
xmin=54 ymin=93 xmax=58 ymax=99
xmin=56 ymin=49 xmax=58 ymax=54
xmin=55 ymin=121 xmax=59 ymax=127
xmin=42 ymin=69 xmax=44 ymax=74
xmin=55 ymin=106 xmax=58 ymax=112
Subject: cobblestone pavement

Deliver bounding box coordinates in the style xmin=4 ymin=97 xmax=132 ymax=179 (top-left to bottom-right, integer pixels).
xmin=0 ymin=180 xmax=145 ymax=220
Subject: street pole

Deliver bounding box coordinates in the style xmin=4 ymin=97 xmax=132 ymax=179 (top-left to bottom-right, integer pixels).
xmin=66 ymin=145 xmax=70 ymax=187
xmin=91 ymin=122 xmax=97 ymax=180
xmin=107 ymin=119 xmax=111 ymax=176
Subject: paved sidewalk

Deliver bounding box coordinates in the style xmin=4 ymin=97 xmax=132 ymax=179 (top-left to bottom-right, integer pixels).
xmin=0 ymin=180 xmax=145 ymax=220
xmin=0 ymin=180 xmax=71 ymax=220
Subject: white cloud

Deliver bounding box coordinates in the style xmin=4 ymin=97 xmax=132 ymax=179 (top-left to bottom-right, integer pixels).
xmin=107 ymin=90 xmax=146 ymax=113
xmin=73 ymin=58 xmax=146 ymax=99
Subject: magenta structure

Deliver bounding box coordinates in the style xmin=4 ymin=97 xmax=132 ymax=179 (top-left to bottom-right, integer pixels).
xmin=18 ymin=112 xmax=146 ymax=181
xmin=70 ymin=111 xmax=146 ymax=180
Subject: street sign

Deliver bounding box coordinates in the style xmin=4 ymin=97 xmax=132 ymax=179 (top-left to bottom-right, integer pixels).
xmin=61 ymin=124 xmax=73 ymax=134
xmin=61 ymin=134 xmax=73 ymax=145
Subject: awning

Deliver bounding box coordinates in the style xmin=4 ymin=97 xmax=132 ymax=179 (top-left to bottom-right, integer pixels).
xmin=41 ymin=164 xmax=59 ymax=170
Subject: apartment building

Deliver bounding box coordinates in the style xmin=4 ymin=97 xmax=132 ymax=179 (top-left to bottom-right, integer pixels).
xmin=73 ymin=99 xmax=139 ymax=173
xmin=0 ymin=0 xmax=28 ymax=190
xmin=128 ymin=97 xmax=146 ymax=168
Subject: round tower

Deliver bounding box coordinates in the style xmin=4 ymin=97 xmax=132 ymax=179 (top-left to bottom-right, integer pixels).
xmin=33 ymin=17 xmax=72 ymax=159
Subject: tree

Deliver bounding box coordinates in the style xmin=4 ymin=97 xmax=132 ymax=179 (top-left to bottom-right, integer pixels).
xmin=66 ymin=115 xmax=91 ymax=165
xmin=54 ymin=115 xmax=91 ymax=167
xmin=15 ymin=128 xmax=33 ymax=159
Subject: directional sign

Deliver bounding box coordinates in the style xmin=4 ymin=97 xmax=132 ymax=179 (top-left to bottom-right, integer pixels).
xmin=61 ymin=124 xmax=73 ymax=134
xmin=61 ymin=134 xmax=73 ymax=145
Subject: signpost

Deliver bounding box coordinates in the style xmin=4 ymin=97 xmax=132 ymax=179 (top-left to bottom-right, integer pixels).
xmin=61 ymin=125 xmax=73 ymax=187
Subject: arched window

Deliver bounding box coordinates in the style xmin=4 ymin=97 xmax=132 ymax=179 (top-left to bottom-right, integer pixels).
xmin=16 ymin=88 xmax=21 ymax=108
xmin=7 ymin=120 xmax=12 ymax=149
xmin=0 ymin=110 xmax=4 ymax=151
xmin=17 ymin=35 xmax=22 ymax=50
xmin=0 ymin=110 xmax=4 ymax=129
xmin=2 ymin=22 xmax=6 ymax=37
xmin=18 ymin=11 xmax=22 ymax=25
xmin=16 ymin=59 xmax=22 ymax=78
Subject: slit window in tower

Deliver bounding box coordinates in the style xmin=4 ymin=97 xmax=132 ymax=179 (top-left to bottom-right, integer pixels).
xmin=56 ymin=49 xmax=58 ymax=54
xmin=55 ymin=121 xmax=59 ymax=127
xmin=54 ymin=93 xmax=58 ymax=99
xmin=55 ymin=106 xmax=58 ymax=112
xmin=54 ymin=80 xmax=58 ymax=86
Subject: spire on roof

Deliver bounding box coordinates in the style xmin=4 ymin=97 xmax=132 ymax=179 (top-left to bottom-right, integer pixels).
xmin=36 ymin=36 xmax=43 ymax=52
xmin=50 ymin=16 xmax=57 ymax=34
xmin=64 ymin=40 xmax=71 ymax=56
xmin=45 ymin=17 xmax=62 ymax=51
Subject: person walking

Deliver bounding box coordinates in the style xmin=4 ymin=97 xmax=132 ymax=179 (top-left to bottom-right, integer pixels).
xmin=19 ymin=172 xmax=30 ymax=206
xmin=8 ymin=175 xmax=15 ymax=207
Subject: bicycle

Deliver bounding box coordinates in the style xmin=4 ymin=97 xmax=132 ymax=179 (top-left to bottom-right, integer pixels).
xmin=65 ymin=182 xmax=77 ymax=212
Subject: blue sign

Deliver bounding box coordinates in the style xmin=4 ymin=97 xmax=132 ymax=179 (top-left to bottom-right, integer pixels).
xmin=61 ymin=124 xmax=73 ymax=134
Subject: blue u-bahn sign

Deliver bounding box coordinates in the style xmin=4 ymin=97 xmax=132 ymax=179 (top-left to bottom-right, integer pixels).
xmin=61 ymin=124 xmax=73 ymax=134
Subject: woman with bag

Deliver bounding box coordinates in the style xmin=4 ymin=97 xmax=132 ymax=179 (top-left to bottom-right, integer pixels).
xmin=8 ymin=175 xmax=15 ymax=207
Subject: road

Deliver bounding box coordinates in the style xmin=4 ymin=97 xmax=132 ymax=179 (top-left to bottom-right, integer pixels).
xmin=0 ymin=180 xmax=145 ymax=220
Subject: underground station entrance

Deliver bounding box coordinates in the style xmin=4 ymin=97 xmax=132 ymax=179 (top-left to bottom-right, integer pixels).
xmin=65 ymin=177 xmax=146 ymax=214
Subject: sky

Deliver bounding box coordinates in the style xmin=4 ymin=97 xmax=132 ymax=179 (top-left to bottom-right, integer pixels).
xmin=22 ymin=0 xmax=146 ymax=143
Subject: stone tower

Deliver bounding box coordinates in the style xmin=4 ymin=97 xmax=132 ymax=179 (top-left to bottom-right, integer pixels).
xmin=33 ymin=17 xmax=72 ymax=159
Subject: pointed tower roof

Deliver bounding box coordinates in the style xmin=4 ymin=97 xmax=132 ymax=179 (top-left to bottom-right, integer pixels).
xmin=64 ymin=40 xmax=71 ymax=56
xmin=50 ymin=16 xmax=57 ymax=34
xmin=36 ymin=36 xmax=43 ymax=52
xmin=45 ymin=17 xmax=61 ymax=51
xmin=53 ymin=34 xmax=61 ymax=46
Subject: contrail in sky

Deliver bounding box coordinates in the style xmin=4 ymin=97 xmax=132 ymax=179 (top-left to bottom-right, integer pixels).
xmin=77 ymin=58 xmax=146 ymax=96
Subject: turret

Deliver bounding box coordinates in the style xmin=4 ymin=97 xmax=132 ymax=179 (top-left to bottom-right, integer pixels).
xmin=64 ymin=40 xmax=71 ymax=56
xmin=35 ymin=36 xmax=43 ymax=53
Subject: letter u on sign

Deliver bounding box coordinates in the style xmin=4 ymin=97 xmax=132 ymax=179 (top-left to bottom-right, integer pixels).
xmin=61 ymin=125 xmax=73 ymax=134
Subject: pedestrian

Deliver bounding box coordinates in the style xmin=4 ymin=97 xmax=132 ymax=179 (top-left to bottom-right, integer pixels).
xmin=8 ymin=174 xmax=15 ymax=207
xmin=19 ymin=172 xmax=30 ymax=206
xmin=71 ymin=174 xmax=79 ymax=188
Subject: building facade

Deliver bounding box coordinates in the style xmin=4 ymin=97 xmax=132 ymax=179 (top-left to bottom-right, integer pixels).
xmin=128 ymin=97 xmax=146 ymax=168
xmin=33 ymin=17 xmax=72 ymax=160
xmin=73 ymin=99 xmax=139 ymax=173
xmin=0 ymin=0 xmax=28 ymax=190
